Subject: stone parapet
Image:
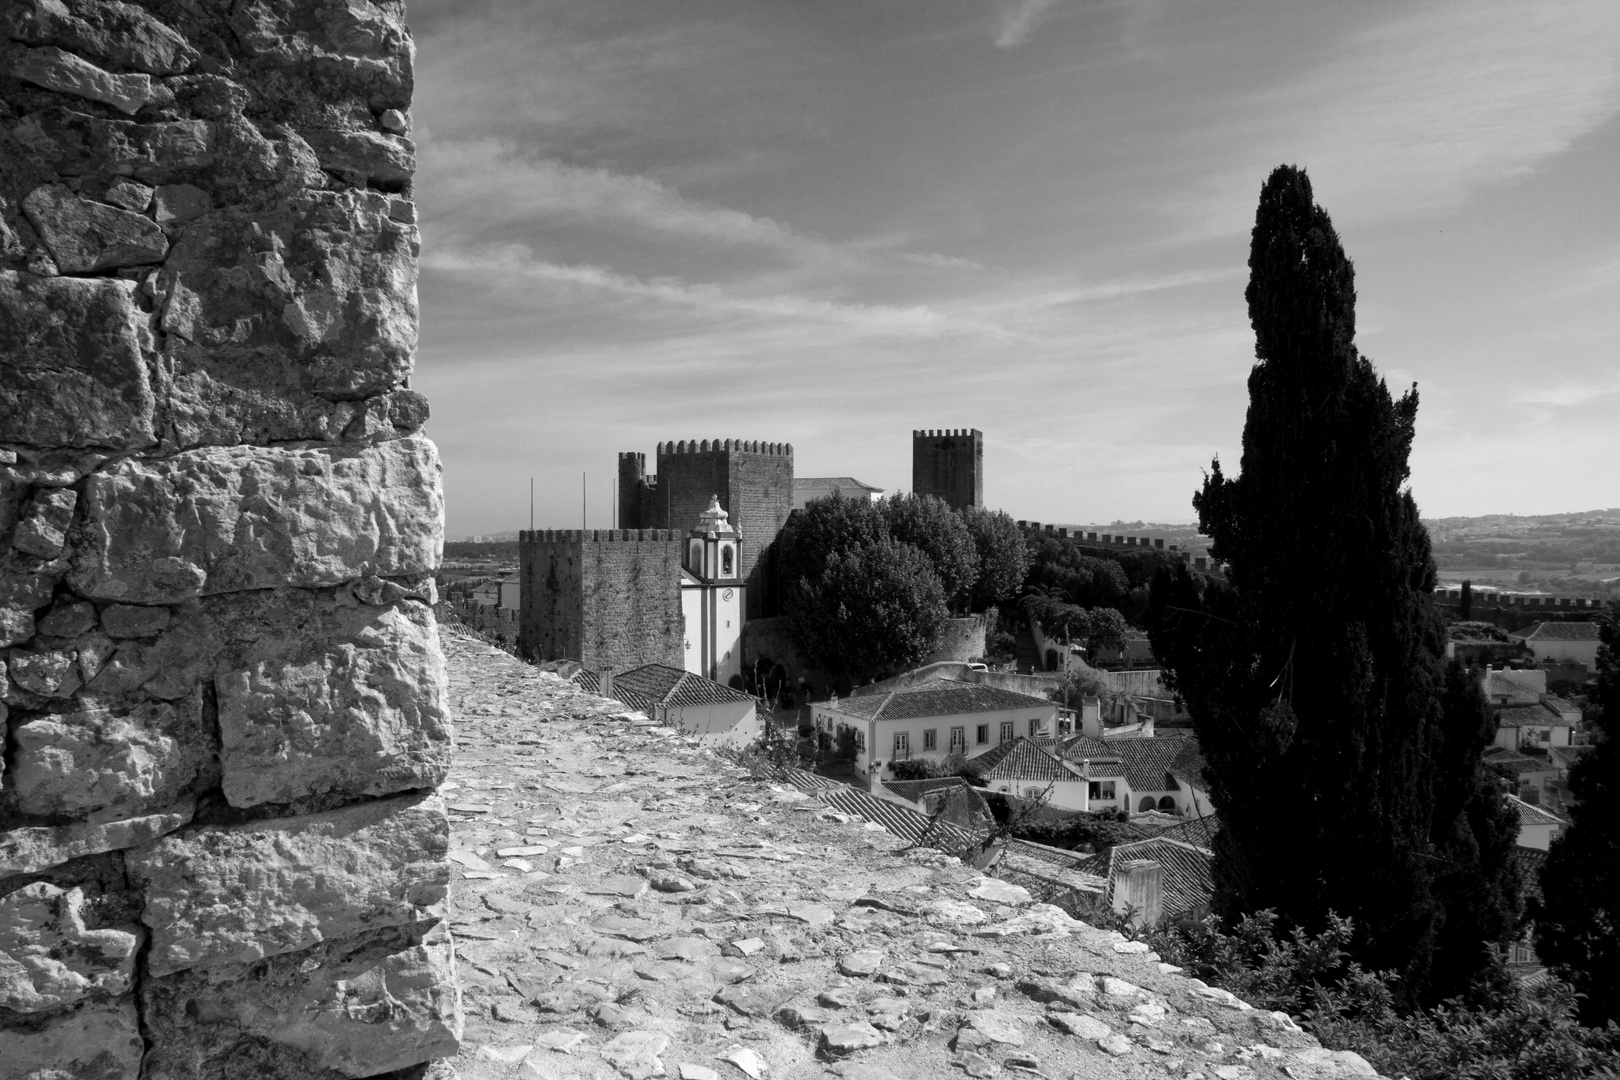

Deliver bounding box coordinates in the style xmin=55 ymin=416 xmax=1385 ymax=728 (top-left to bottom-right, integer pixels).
xmin=0 ymin=1 xmax=458 ymax=1075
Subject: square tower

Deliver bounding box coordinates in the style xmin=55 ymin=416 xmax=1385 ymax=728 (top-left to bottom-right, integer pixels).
xmin=614 ymin=439 xmax=794 ymax=618
xmin=912 ymin=428 xmax=983 ymax=511
xmin=518 ymin=529 xmax=684 ymax=672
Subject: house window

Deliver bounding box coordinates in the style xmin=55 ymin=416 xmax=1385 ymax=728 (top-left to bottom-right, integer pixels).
xmin=1028 ymin=718 xmax=1041 ymax=738
xmin=923 ymin=729 xmax=937 ymax=751
xmin=1058 ymin=718 xmax=1073 ymax=735
xmin=949 ymin=726 xmax=966 ymax=753
xmin=1000 ymin=721 xmax=1014 ymax=744
xmin=976 ymin=724 xmax=989 ymax=745
xmin=894 ymin=732 xmax=909 ymax=758
xmin=1089 ymin=781 xmax=1115 ymax=801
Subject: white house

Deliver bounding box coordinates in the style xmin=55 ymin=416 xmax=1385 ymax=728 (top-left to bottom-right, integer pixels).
xmin=971 ymin=737 xmax=1094 ymax=811
xmin=814 ymin=682 xmax=1059 ymax=786
xmin=679 ymin=496 xmax=745 ymax=686
xmin=792 ymin=476 xmax=884 ymax=510
xmin=1507 ymin=793 xmax=1567 ymax=851
xmin=586 ymin=663 xmax=759 ymax=747
xmin=1509 ymin=622 xmax=1602 ymax=669
xmin=1484 ymin=671 xmax=1579 ymax=752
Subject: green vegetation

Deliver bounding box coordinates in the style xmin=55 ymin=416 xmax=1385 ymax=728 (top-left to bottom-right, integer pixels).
xmin=1534 ymin=603 xmax=1620 ymax=1027
xmin=1147 ymin=165 xmax=1517 ymax=1007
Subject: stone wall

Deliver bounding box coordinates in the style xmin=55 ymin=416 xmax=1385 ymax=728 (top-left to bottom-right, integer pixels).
xmin=0 ymin=2 xmax=460 ymax=1076
xmin=517 ymin=529 xmax=683 ymax=674
xmin=912 ymin=427 xmax=983 ymax=511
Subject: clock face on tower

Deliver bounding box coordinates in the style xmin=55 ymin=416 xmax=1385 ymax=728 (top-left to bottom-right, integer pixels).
xmin=722 ymin=588 xmax=734 ymax=601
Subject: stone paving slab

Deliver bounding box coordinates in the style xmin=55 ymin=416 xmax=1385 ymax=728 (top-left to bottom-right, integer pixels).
xmin=439 ymin=630 xmax=1382 ymax=1080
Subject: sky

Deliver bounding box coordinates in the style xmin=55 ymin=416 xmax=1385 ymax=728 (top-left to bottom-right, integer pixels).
xmin=405 ymin=0 xmax=1620 ymax=538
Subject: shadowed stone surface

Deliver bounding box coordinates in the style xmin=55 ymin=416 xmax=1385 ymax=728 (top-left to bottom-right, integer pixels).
xmin=128 ymin=792 xmax=451 ymax=977
xmin=0 ymin=998 xmax=145 ymax=1080
xmin=0 ymin=799 xmax=196 ymax=876
xmin=0 ymin=882 xmax=142 ymax=1013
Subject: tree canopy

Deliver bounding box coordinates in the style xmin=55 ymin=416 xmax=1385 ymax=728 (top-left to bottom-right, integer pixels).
xmin=1147 ymin=165 xmax=1517 ymax=1007
xmin=786 ymin=537 xmax=947 ymax=689
xmin=880 ymin=493 xmax=979 ymax=609
xmin=1535 ymin=603 xmax=1620 ymax=1026
xmin=960 ymin=505 xmax=1031 ymax=612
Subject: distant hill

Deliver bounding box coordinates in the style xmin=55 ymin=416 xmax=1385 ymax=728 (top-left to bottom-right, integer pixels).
xmin=1421 ymin=509 xmax=1620 ymax=599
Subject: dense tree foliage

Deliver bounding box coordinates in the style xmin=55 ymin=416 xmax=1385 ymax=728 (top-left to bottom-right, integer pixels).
xmin=1023 ymin=535 xmax=1131 ymax=610
xmin=961 ymin=506 xmax=1031 ymax=612
xmin=1535 ymin=602 xmax=1620 ymax=1027
xmin=880 ymin=493 xmax=979 ymax=609
xmin=775 ymin=492 xmax=888 ymax=597
xmin=786 ymin=537 xmax=947 ymax=689
xmin=1147 ymin=165 xmax=1516 ymax=1007
xmin=1020 ymin=594 xmax=1127 ymax=659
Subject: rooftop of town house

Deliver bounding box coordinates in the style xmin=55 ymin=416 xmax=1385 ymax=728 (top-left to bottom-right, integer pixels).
xmin=1482 ymin=747 xmax=1558 ymax=775
xmin=827 ymin=682 xmax=1056 ymax=721
xmin=1506 ymin=793 xmax=1567 ymax=828
xmin=1496 ymin=703 xmax=1575 ymax=728
xmin=1105 ymin=735 xmax=1206 ymax=795
xmin=793 ymin=476 xmax=884 ymax=492
xmin=1079 ymin=835 xmax=1215 ymax=920
xmin=574 ymin=663 xmax=755 ymax=711
xmin=1485 ymin=672 xmax=1543 ymax=702
xmin=881 ymin=776 xmax=979 ymax=803
xmin=1510 ymin=621 xmax=1602 ymax=642
xmin=970 ymin=737 xmax=1086 ymax=782
xmin=1158 ymin=814 xmax=1222 ymax=850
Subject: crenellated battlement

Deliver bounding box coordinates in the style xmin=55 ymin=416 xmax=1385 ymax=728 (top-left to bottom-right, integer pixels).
xmin=912 ymin=428 xmax=981 ymax=439
xmin=521 ymin=529 xmax=678 ymax=544
xmin=655 ymin=439 xmax=793 ymax=457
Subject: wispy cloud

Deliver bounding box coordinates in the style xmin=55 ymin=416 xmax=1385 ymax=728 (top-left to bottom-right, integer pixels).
xmin=996 ymin=0 xmax=1065 ymax=48
xmin=1180 ymin=0 xmax=1620 ymax=229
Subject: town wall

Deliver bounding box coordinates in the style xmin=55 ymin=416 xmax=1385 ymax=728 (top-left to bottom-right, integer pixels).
xmin=518 ymin=529 xmax=683 ymax=674
xmin=0 ymin=2 xmax=460 ymax=1076
xmin=912 ymin=427 xmax=983 ymax=510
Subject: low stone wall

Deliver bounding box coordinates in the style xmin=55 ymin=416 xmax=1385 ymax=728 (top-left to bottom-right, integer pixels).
xmin=1 ymin=2 xmax=459 ymax=1076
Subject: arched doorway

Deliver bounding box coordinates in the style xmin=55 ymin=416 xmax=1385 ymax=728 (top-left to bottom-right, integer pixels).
xmin=1138 ymin=796 xmax=1156 ymax=812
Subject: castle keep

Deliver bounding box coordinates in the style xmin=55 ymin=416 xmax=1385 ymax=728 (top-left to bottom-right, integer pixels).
xmin=913 ymin=427 xmax=983 ymax=510
xmin=518 ymin=528 xmax=683 ymax=674
xmin=0 ymin=1 xmax=458 ymax=1075
xmin=617 ymin=439 xmax=793 ymax=618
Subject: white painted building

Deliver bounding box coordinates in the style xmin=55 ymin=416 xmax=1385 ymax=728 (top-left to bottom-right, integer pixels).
xmin=814 ymin=682 xmax=1059 ymax=786
xmin=1509 ymin=622 xmax=1602 ymax=669
xmin=792 ymin=476 xmax=884 ymax=510
xmin=679 ymin=496 xmax=744 ymax=686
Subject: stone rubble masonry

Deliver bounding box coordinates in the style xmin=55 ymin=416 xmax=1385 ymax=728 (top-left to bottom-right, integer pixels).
xmin=0 ymin=2 xmax=459 ymax=1077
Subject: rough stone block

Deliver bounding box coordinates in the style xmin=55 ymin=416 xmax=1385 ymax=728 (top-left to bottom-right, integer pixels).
xmin=8 ymin=46 xmax=169 ymax=115
xmin=68 ymin=435 xmax=444 ymax=604
xmin=0 ymin=798 xmax=194 ymax=876
xmin=22 ymin=184 xmax=169 ymax=273
xmin=11 ymin=487 xmax=77 ymax=560
xmin=35 ymin=598 xmax=97 ymax=639
xmin=0 ymin=997 xmax=144 ymax=1080
xmin=100 ymin=603 xmax=170 ymax=639
xmin=7 ymin=649 xmax=80 ymax=698
xmin=1 ymin=0 xmax=198 ymax=74
xmin=216 ymin=594 xmax=451 ymax=807
xmin=0 ymin=552 xmax=69 ymax=647
xmin=8 ymin=690 xmax=212 ymax=818
xmin=153 ymin=183 xmax=210 ymax=225
xmin=301 ymin=128 xmax=415 ymax=186
xmin=0 ymin=882 xmax=142 ymax=1013
xmin=128 ymin=792 xmax=450 ymax=976
xmin=158 ymin=191 xmax=417 ymax=386
xmin=8 ymin=106 xmax=214 ymax=183
xmin=139 ymin=923 xmax=462 ymax=1079
xmin=0 ymin=273 xmax=157 ymax=451
xmin=228 ymin=0 xmax=413 ymax=109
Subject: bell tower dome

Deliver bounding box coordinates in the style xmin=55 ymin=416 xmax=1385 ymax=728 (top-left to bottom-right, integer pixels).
xmin=685 ymin=495 xmax=740 ymax=583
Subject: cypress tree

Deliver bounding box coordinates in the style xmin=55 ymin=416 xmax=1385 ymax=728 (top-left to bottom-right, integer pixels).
xmin=1148 ymin=166 xmax=1516 ymax=1004
xmin=1535 ymin=605 xmax=1620 ymax=1026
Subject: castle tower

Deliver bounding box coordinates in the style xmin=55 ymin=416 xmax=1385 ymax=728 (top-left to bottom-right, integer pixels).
xmin=912 ymin=428 xmax=983 ymax=511
xmin=680 ymin=496 xmax=745 ymax=684
xmin=614 ymin=439 xmax=793 ymax=618
xmin=518 ymin=528 xmax=683 ymax=672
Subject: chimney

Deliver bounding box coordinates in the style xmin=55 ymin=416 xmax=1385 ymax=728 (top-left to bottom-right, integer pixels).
xmin=1113 ymin=858 xmax=1163 ymax=928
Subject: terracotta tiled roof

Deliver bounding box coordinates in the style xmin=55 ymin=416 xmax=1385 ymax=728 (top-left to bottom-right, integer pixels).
xmin=1482 ymin=748 xmax=1557 ymax=776
xmin=882 ymin=776 xmax=975 ymax=802
xmin=611 ymin=664 xmax=754 ymax=712
xmin=1158 ymin=815 xmax=1221 ymax=850
xmin=970 ymin=738 xmax=1085 ymax=782
xmin=1486 ymin=673 xmax=1541 ymax=703
xmin=1507 ymin=794 xmax=1566 ymax=828
xmin=1107 ymin=737 xmax=1204 ymax=795
xmin=1080 ymin=836 xmax=1214 ymax=921
xmin=831 ymin=683 xmax=1055 ymax=721
xmin=1497 ymin=704 xmax=1570 ymax=728
xmin=1057 ymin=735 xmax=1118 ymax=761
xmin=1511 ymin=622 xmax=1601 ymax=642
